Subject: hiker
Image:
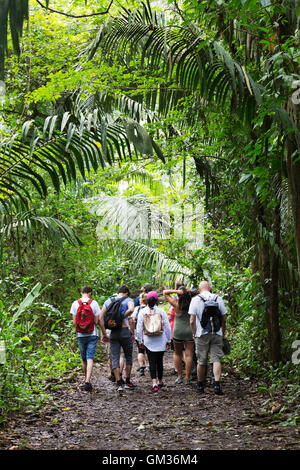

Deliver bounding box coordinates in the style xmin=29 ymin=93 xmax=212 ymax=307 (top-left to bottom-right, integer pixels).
xmin=99 ymin=285 xmax=136 ymax=392
xmin=189 ymin=280 xmax=227 ymax=395
xmin=70 ymin=286 xmax=101 ymax=392
xmin=134 ymin=283 xmax=153 ymax=307
xmin=101 ymin=292 xmax=127 ymax=384
xmin=102 ymin=332 xmax=125 ymax=383
xmin=131 ymin=292 xmax=148 ymax=376
xmin=136 ymin=291 xmax=171 ymax=393
xmin=163 ymin=286 xmax=194 ymax=385
xmin=167 ymin=280 xmax=185 ymax=376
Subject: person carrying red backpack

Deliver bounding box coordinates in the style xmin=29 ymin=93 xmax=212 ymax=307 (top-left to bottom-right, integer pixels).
xmin=70 ymin=286 xmax=101 ymax=392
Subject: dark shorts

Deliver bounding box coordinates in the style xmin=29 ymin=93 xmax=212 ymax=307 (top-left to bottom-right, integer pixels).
xmin=173 ymin=337 xmax=194 ymax=344
xmin=110 ymin=327 xmax=133 ymax=369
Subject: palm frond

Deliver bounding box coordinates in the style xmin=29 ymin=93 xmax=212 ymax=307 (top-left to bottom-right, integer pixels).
xmin=0 ymin=103 xmax=164 ymax=207
xmin=117 ymin=238 xmax=192 ymax=284
xmin=0 ymin=209 xmax=82 ymax=247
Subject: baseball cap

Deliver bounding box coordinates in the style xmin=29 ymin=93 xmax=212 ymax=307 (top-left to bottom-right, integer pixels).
xmin=146 ymin=291 xmax=158 ymax=300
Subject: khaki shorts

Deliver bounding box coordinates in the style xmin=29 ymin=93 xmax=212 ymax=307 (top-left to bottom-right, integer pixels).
xmin=195 ymin=334 xmax=224 ymax=365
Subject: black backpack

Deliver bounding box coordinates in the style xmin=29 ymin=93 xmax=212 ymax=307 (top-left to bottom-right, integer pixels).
xmin=199 ymin=295 xmax=222 ymax=334
xmin=104 ymin=297 xmax=125 ymax=330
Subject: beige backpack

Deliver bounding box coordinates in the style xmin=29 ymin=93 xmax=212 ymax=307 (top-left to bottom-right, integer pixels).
xmin=143 ymin=309 xmax=164 ymax=336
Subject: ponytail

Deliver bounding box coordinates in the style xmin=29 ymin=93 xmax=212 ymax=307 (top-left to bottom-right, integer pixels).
xmin=147 ymin=296 xmax=157 ymax=309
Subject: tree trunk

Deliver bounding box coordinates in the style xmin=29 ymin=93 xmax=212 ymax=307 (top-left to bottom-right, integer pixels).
xmin=266 ymin=201 xmax=281 ymax=363
xmin=285 ymin=137 xmax=300 ymax=278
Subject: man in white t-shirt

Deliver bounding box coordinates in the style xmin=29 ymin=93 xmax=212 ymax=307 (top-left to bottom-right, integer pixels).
xmin=189 ymin=281 xmax=226 ymax=395
xmin=70 ymin=286 xmax=101 ymax=392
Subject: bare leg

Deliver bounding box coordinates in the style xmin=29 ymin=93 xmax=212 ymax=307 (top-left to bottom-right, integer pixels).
xmin=184 ymin=342 xmax=194 ymax=380
xmin=113 ymin=368 xmax=121 ymax=381
xmin=86 ymin=359 xmax=94 ymax=383
xmin=213 ymin=361 xmax=221 ymax=382
xmin=120 ymin=355 xmax=125 ymax=376
xmin=197 ymin=364 xmax=206 ymax=382
xmin=173 ymin=342 xmax=184 ymax=378
xmin=138 ymin=352 xmax=145 ymax=368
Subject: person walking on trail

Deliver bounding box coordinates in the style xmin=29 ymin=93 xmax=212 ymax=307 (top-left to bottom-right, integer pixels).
xmin=131 ymin=292 xmax=148 ymax=376
xmin=136 ymin=291 xmax=171 ymax=393
xmin=163 ymin=286 xmax=194 ymax=385
xmin=189 ymin=280 xmax=227 ymax=395
xmin=134 ymin=283 xmax=153 ymax=307
xmin=99 ymin=285 xmax=136 ymax=393
xmin=70 ymin=286 xmax=101 ymax=392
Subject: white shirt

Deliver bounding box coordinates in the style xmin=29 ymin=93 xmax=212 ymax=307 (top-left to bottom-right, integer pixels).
xmin=136 ymin=305 xmax=171 ymax=352
xmin=70 ymin=297 xmax=101 ymax=337
xmin=188 ymin=291 xmax=226 ymax=337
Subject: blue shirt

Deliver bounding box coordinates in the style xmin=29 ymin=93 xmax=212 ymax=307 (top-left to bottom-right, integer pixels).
xmin=104 ymin=295 xmax=134 ymax=327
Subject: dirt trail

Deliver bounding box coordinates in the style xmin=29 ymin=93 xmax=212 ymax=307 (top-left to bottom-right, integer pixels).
xmin=0 ymin=350 xmax=299 ymax=451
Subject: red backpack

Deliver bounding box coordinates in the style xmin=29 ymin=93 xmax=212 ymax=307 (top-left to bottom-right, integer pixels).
xmin=75 ymin=298 xmax=94 ymax=334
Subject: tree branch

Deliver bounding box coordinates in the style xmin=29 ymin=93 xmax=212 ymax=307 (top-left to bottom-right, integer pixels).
xmin=35 ymin=0 xmax=114 ymax=19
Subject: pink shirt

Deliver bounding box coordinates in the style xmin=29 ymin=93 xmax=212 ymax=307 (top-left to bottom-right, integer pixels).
xmin=168 ymin=307 xmax=175 ymax=339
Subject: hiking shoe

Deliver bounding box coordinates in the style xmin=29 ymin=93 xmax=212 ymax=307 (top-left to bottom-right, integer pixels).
xmin=175 ymin=377 xmax=183 ymax=384
xmin=213 ymin=382 xmax=224 ymax=395
xmin=157 ymin=381 xmax=164 ymax=389
xmin=152 ymin=384 xmax=159 ymax=393
xmin=84 ymin=382 xmax=93 ymax=392
xmin=196 ymin=382 xmax=205 ymax=394
xmin=139 ymin=367 xmax=145 ymax=377
xmin=124 ymin=380 xmax=137 ymax=390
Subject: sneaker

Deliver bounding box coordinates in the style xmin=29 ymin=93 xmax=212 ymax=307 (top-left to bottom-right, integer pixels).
xmin=175 ymin=377 xmax=183 ymax=384
xmin=124 ymin=380 xmax=137 ymax=390
xmin=213 ymin=382 xmax=223 ymax=395
xmin=84 ymin=382 xmax=92 ymax=392
xmin=157 ymin=381 xmax=164 ymax=389
xmin=185 ymin=378 xmax=193 ymax=385
xmin=196 ymin=382 xmax=205 ymax=394
xmin=152 ymin=384 xmax=159 ymax=393
xmin=116 ymin=384 xmax=123 ymax=393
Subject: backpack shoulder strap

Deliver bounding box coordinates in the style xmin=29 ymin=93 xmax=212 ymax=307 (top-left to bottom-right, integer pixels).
xmin=78 ymin=299 xmax=83 ymax=305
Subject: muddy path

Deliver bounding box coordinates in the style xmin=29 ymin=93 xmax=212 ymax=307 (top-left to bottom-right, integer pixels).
xmin=0 ymin=349 xmax=299 ymax=451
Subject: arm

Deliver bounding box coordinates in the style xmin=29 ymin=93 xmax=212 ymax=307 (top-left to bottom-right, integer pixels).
xmin=128 ymin=317 xmax=135 ymax=343
xmin=136 ymin=310 xmax=144 ymax=345
xmin=163 ymin=290 xmax=179 ymax=309
xmin=99 ymin=306 xmax=109 ymax=341
xmin=162 ymin=311 xmax=172 ymax=350
xmin=217 ymin=296 xmax=227 ymax=337
xmin=124 ymin=300 xmax=135 ymax=318
xmin=190 ymin=315 xmax=197 ymax=337
xmin=163 ymin=311 xmax=172 ymax=343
